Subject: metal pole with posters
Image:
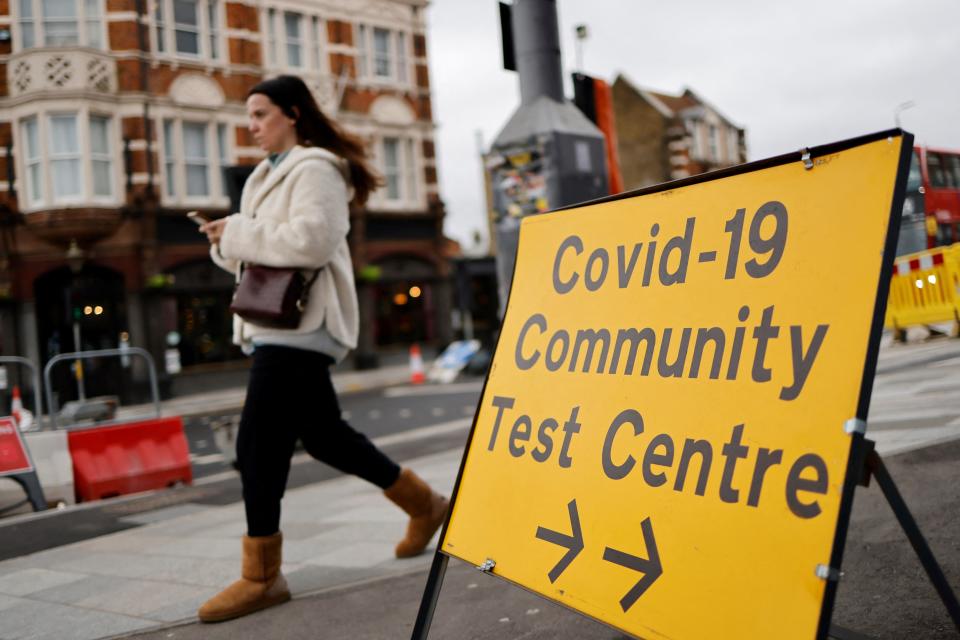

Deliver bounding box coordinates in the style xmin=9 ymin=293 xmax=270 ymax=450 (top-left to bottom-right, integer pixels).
xmin=412 ymin=130 xmax=959 ymax=639
xmin=488 ymin=0 xmax=609 ymax=318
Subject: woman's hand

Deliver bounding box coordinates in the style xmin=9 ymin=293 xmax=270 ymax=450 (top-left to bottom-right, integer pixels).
xmin=199 ymin=218 xmax=229 ymax=245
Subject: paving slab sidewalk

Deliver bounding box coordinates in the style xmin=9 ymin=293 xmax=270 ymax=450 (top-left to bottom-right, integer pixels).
xmin=0 ymin=448 xmax=458 ymax=640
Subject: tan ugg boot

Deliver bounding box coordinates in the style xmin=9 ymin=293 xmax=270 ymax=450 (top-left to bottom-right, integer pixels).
xmin=384 ymin=468 xmax=450 ymax=558
xmin=197 ymin=532 xmax=291 ymax=623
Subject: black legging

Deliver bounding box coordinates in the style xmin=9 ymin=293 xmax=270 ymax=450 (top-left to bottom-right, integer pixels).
xmin=236 ymin=344 xmax=401 ymax=536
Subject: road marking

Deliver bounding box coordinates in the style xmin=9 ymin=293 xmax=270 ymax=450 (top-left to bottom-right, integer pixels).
xmin=432 ymin=407 xmax=445 ymax=417
xmin=342 ymin=410 xmax=352 ymax=420
xmin=368 ymin=409 xmax=381 ymax=420
xmin=190 ymin=453 xmax=226 ymax=464
xmin=399 ymin=408 xmax=412 ymax=418
xmin=370 ymin=417 xmax=472 ymax=448
xmin=383 ymin=381 xmax=483 ymax=397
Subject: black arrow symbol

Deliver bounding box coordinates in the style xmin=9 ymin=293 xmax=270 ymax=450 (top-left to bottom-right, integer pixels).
xmin=602 ymin=517 xmax=663 ymax=612
xmin=535 ymin=499 xmax=584 ymax=583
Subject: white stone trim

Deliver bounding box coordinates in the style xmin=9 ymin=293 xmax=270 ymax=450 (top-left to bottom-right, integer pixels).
xmin=131 ymin=173 xmax=156 ymax=185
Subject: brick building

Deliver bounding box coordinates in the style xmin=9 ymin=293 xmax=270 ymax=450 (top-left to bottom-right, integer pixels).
xmin=0 ymin=0 xmax=448 ymax=400
xmin=611 ymin=73 xmax=747 ymax=190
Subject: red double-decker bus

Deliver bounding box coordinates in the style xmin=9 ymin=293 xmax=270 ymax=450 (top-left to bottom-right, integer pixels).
xmin=898 ymin=146 xmax=960 ymax=255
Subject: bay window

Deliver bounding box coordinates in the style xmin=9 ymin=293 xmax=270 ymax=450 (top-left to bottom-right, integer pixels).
xmin=17 ymin=0 xmax=105 ymax=50
xmin=18 ymin=112 xmax=116 ymax=208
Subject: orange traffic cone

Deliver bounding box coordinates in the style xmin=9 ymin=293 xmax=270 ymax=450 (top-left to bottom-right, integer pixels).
xmin=10 ymin=385 xmax=22 ymax=426
xmin=409 ymin=344 xmax=426 ymax=385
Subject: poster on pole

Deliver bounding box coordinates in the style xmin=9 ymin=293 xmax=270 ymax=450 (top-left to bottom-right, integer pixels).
xmin=440 ymin=131 xmax=912 ymax=639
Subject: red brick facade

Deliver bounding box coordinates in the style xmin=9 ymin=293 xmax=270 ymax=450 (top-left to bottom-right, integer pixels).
xmin=0 ymin=0 xmax=449 ymax=371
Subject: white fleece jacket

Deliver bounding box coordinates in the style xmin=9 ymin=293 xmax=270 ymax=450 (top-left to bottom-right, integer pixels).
xmin=211 ymin=145 xmax=359 ymax=350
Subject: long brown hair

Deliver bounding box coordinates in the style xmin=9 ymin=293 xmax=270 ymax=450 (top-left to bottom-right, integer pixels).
xmin=248 ymin=75 xmax=382 ymax=205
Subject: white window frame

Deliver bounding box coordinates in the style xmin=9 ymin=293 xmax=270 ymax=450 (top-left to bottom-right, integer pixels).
xmin=355 ymin=23 xmax=411 ymax=86
xmin=159 ymin=116 xmax=232 ymax=207
xmin=395 ymin=32 xmax=408 ymax=84
xmin=15 ymin=108 xmax=119 ymax=211
xmin=687 ymin=121 xmax=701 ymax=161
xmin=20 ymin=117 xmax=43 ymax=207
xmin=47 ymin=113 xmax=84 ymax=204
xmin=264 ymin=8 xmax=278 ymax=66
xmin=152 ymin=0 xmax=223 ymax=62
xmin=89 ymin=113 xmax=113 ymax=198
xmin=310 ymin=15 xmax=324 ymax=72
xmin=283 ymin=11 xmax=304 ymax=69
xmin=370 ymin=133 xmax=423 ymax=211
xmin=182 ymin=121 xmax=211 ymax=199
xmin=708 ymin=124 xmax=719 ymax=163
xmin=262 ymin=10 xmax=325 ymax=71
xmin=15 ymin=0 xmax=106 ymax=51
xmin=727 ymin=129 xmax=740 ymax=163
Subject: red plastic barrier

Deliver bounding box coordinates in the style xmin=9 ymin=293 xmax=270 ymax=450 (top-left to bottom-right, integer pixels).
xmin=67 ymin=416 xmax=193 ymax=502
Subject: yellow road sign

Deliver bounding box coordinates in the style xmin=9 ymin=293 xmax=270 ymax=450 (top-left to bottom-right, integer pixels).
xmin=441 ymin=133 xmax=911 ymax=639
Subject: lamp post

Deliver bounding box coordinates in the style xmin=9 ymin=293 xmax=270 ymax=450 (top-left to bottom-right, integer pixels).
xmin=894 ymin=100 xmax=916 ymax=128
xmin=574 ymin=24 xmax=588 ymax=73
xmin=65 ymin=239 xmax=86 ymax=400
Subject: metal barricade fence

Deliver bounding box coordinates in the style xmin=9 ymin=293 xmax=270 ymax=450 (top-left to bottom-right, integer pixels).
xmin=43 ymin=348 xmax=161 ymax=430
xmin=886 ymin=244 xmax=960 ymax=339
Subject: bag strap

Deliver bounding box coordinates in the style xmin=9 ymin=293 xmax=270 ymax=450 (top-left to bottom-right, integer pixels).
xmin=297 ymin=268 xmax=323 ymax=311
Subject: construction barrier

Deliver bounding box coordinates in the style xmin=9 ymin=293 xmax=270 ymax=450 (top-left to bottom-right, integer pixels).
xmin=67 ymin=416 xmax=192 ymax=502
xmin=886 ymin=244 xmax=960 ymax=339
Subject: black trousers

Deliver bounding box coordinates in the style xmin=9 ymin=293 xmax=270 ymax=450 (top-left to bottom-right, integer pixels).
xmin=236 ymin=344 xmax=401 ymax=536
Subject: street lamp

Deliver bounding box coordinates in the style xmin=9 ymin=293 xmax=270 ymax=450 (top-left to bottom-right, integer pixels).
xmin=894 ymin=100 xmax=916 ymax=128
xmin=65 ymin=238 xmax=86 ymax=399
xmin=65 ymin=239 xmax=85 ymax=274
xmin=574 ymin=24 xmax=588 ymax=73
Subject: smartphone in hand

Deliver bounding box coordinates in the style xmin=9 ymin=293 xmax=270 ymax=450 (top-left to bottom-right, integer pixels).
xmin=187 ymin=211 xmax=209 ymax=226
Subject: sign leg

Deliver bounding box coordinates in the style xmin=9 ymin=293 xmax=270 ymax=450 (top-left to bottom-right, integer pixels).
xmin=411 ymin=552 xmax=449 ymax=640
xmin=11 ymin=473 xmax=46 ymax=512
xmin=867 ymin=449 xmax=960 ymax=632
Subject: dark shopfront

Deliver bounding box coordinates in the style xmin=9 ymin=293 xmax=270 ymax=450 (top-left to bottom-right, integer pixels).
xmin=366 ymin=255 xmax=452 ymax=351
xmin=147 ymin=259 xmax=243 ymax=372
xmin=34 ymin=263 xmax=127 ymax=404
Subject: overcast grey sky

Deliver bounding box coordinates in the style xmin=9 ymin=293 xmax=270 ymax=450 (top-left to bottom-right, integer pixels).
xmin=427 ymin=0 xmax=960 ymax=251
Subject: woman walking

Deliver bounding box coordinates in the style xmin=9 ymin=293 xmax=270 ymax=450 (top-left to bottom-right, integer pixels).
xmin=196 ymin=75 xmax=449 ymax=623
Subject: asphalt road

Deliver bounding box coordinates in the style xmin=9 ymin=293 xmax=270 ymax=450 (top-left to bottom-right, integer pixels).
xmin=183 ymin=380 xmax=484 ymax=479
